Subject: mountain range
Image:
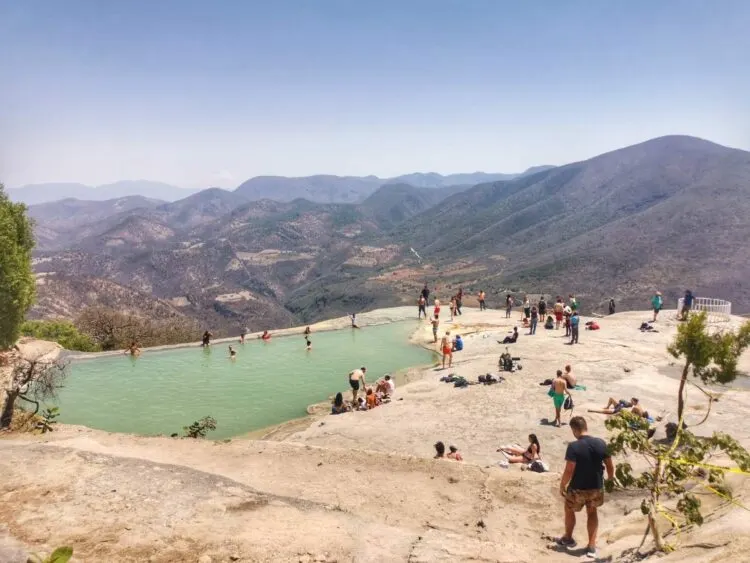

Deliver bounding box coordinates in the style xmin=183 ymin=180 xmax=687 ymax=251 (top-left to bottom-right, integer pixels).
xmin=24 ymin=135 xmax=750 ymax=334
xmin=12 ymin=168 xmax=553 ymax=206
xmin=9 ymin=181 xmax=199 ymax=205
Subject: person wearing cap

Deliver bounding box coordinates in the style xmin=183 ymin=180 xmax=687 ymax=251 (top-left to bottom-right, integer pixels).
xmin=651 ymin=291 xmax=663 ymax=322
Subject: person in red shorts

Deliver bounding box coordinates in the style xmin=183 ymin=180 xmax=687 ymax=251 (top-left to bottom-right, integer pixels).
xmin=554 ymin=296 xmax=564 ymax=329
xmin=440 ymin=331 xmax=453 ymax=368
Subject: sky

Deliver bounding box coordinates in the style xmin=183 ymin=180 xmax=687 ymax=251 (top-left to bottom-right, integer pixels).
xmin=1 ymin=0 xmax=749 ymax=189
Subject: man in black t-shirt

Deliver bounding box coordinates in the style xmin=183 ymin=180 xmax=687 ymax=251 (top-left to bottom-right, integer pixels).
xmin=557 ymin=416 xmax=614 ymax=559
xmin=420 ymin=284 xmax=430 ymax=303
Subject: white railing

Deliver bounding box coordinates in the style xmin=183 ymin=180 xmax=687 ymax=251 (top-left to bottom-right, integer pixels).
xmin=677 ymin=297 xmax=732 ymax=322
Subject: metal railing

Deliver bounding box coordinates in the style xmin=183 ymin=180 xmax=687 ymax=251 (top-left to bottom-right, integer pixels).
xmin=677 ymin=297 xmax=732 ymax=322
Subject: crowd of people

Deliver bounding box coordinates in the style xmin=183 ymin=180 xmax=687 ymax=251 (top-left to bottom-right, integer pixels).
xmin=121 ymin=281 xmax=697 ymax=559
xmin=332 ymin=368 xmax=396 ymax=413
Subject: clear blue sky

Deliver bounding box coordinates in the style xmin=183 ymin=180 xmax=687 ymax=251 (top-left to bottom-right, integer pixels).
xmin=2 ymin=0 xmax=749 ymax=189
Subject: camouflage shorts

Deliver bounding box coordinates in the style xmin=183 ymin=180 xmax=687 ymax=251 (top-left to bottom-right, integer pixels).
xmin=565 ymin=489 xmax=604 ymax=512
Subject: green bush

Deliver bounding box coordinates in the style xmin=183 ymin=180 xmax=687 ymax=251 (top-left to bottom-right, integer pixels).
xmin=20 ymin=320 xmax=101 ymax=352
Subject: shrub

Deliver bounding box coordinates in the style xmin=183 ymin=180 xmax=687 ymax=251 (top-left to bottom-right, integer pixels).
xmin=605 ymin=411 xmax=750 ymax=553
xmin=183 ymin=416 xmax=217 ymax=438
xmin=0 ymin=184 xmax=36 ymax=350
xmin=20 ymin=320 xmax=101 ymax=352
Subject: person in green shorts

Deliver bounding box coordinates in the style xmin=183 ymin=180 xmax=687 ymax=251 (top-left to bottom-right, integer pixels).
xmin=550 ymin=370 xmax=571 ymax=427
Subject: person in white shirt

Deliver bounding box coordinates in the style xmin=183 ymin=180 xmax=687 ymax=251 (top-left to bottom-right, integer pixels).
xmin=376 ymin=374 xmax=396 ymax=398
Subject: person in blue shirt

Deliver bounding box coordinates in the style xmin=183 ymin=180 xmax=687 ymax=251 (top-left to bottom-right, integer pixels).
xmin=569 ymin=312 xmax=580 ymax=344
xmin=452 ymin=334 xmax=464 ymax=352
xmin=680 ymin=290 xmax=694 ymax=321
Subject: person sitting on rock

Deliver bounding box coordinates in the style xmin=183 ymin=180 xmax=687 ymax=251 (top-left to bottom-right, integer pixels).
xmin=331 ymin=392 xmax=350 ymax=415
xmin=447 ymin=445 xmax=464 ymax=461
xmin=375 ymin=375 xmax=395 ymax=398
xmin=365 ymin=387 xmax=379 ymax=409
xmin=500 ymin=327 xmax=519 ymax=344
xmin=498 ymin=434 xmax=541 ymax=464
xmin=452 ymin=334 xmax=464 ymax=352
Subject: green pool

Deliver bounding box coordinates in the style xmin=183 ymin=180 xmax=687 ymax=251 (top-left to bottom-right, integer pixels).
xmin=55 ymin=322 xmax=434 ymax=438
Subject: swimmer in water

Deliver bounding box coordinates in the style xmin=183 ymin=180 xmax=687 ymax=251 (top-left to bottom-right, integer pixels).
xmin=305 ymin=336 xmax=312 ymax=350
xmin=125 ymin=341 xmax=141 ymax=357
xmin=228 ymin=345 xmax=237 ymax=359
xmin=260 ymin=330 xmax=271 ymax=341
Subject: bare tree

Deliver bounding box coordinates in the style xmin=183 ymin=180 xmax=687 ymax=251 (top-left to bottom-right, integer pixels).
xmin=75 ymin=307 xmax=199 ymax=350
xmin=1 ymin=357 xmax=68 ymax=429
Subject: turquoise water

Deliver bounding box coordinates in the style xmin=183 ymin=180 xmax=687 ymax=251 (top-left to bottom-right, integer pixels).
xmin=55 ymin=322 xmax=434 ymax=438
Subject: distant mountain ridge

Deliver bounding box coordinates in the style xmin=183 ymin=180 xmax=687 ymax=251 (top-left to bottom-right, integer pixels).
xmin=10 ymin=180 xmax=198 ymax=205
xmin=24 ymin=135 xmax=750 ymax=336
xmin=234 ymin=168 xmax=556 ymax=203
xmin=13 ymin=168 xmax=555 ymax=206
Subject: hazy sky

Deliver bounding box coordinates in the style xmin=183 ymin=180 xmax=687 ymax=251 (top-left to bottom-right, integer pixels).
xmin=2 ymin=0 xmax=749 ymax=189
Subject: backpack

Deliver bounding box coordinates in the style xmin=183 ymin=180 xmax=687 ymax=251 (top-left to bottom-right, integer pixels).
xmin=529 ymin=460 xmax=549 ymax=473
xmin=564 ymin=396 xmax=574 ymax=410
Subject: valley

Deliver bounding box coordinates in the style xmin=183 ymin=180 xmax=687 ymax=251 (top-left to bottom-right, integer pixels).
xmin=25 ymin=135 xmax=750 ymax=337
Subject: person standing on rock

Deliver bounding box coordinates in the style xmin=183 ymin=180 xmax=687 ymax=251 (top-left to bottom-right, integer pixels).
xmin=505 ymin=294 xmax=513 ymax=318
xmin=523 ymin=295 xmax=531 ymax=320
xmin=651 ymin=291 xmax=663 ymax=322
xmin=478 ymin=290 xmax=487 ymax=311
xmin=564 ymin=304 xmax=573 ymax=337
xmin=539 ymin=296 xmax=547 ymax=318
xmin=421 ymin=283 xmax=431 ymax=304
xmin=431 ymin=316 xmax=440 ymax=343
xmin=556 ymin=416 xmax=614 ymax=559
xmin=529 ymin=305 xmax=539 ymax=335
xmin=679 ymin=290 xmax=694 ymax=321
xmin=570 ymin=312 xmax=580 ymax=344
xmin=550 ymin=370 xmax=570 ymax=427
xmin=418 ymin=295 xmax=427 ymax=319
xmin=608 ymin=298 xmax=616 ymax=315
xmin=441 ymin=331 xmax=453 ymax=369
xmin=433 ymin=298 xmax=441 ymax=320
xmin=554 ymin=297 xmax=564 ymax=330
xmin=455 ymin=288 xmax=464 ymax=315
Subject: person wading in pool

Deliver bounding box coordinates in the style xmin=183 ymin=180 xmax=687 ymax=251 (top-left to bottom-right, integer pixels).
xmin=202 ymin=330 xmax=213 ymax=347
xmin=348 ymin=366 xmax=367 ymax=402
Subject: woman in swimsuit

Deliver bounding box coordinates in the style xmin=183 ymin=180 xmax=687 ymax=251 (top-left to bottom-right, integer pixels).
xmin=499 ymin=434 xmax=541 ymax=464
